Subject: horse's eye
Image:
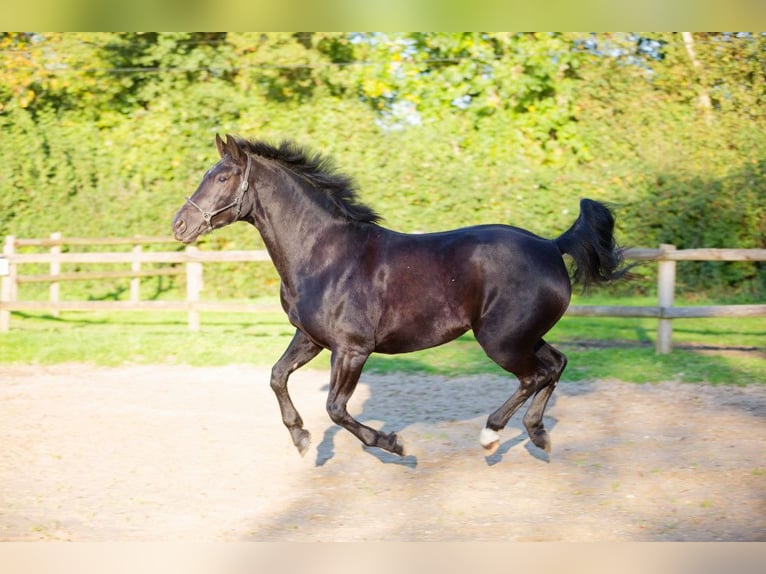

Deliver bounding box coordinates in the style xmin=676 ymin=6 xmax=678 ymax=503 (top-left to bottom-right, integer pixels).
xmin=217 ymin=175 xmax=228 ymax=183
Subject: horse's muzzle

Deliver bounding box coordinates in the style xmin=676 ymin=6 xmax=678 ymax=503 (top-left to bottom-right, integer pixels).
xmin=173 ymin=218 xmax=186 ymax=236
xmin=172 ymin=216 xmax=196 ymax=244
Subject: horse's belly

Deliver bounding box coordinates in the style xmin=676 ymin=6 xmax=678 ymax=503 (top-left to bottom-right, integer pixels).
xmin=374 ymin=327 xmax=470 ymax=354
xmin=373 ymin=299 xmax=472 ymax=354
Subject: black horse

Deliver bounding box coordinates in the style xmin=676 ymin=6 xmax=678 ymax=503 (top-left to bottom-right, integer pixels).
xmin=173 ymin=135 xmax=628 ymax=458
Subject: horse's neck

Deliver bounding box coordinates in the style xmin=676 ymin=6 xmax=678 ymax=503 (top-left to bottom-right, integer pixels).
xmin=248 ymin=172 xmax=365 ymax=284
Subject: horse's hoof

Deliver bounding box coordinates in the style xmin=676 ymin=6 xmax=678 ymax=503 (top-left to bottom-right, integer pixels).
xmin=393 ymin=441 xmax=406 ymax=457
xmin=480 ymin=427 xmax=500 ymax=455
xmin=295 ymin=429 xmax=311 ymax=457
xmin=529 ymin=429 xmax=551 ymax=453
xmin=384 ymin=432 xmax=406 ymax=456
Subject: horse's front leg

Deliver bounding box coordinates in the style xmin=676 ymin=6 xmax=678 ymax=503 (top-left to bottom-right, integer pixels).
xmin=326 ymin=349 xmax=405 ymax=456
xmin=270 ymin=329 xmax=323 ymax=456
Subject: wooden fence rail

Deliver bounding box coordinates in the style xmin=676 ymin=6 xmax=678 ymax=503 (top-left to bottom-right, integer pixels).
xmin=1 ymin=235 xmax=764 ymax=353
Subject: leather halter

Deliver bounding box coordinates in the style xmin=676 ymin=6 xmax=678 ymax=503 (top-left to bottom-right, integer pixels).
xmin=184 ymin=152 xmax=252 ymax=232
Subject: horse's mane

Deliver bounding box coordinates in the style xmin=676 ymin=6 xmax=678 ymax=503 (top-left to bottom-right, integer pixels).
xmin=237 ymin=138 xmax=382 ymax=225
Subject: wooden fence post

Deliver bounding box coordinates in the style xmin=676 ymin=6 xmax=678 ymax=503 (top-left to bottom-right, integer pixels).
xmin=49 ymin=232 xmax=61 ymax=317
xmin=656 ymin=243 xmax=677 ymax=354
xmin=1 ymin=236 xmax=16 ymax=332
xmin=131 ymin=244 xmax=142 ymax=303
xmin=185 ymin=246 xmax=202 ymax=331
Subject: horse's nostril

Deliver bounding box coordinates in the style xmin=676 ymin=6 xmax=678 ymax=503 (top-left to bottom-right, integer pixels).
xmin=174 ymin=219 xmax=186 ymax=233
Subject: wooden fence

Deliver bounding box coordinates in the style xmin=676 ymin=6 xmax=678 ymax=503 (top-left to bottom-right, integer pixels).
xmin=1 ymin=234 xmax=764 ymax=353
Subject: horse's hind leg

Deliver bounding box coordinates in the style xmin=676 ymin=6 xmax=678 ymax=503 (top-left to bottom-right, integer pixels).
xmin=477 ymin=339 xmax=565 ymax=455
xmin=522 ymin=342 xmax=567 ymax=452
xmin=270 ymin=329 xmax=323 ymax=456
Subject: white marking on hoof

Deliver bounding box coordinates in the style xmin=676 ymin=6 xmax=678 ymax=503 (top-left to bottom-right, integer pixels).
xmin=480 ymin=427 xmax=500 ymax=454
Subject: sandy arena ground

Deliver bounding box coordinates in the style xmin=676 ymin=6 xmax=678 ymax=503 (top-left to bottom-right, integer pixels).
xmin=1 ymin=364 xmax=764 ymax=541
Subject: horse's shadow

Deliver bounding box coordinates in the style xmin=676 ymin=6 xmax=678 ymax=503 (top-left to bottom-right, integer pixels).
xmin=314 ymin=371 xmax=559 ymax=468
xmin=316 ymin=426 xmax=418 ymax=467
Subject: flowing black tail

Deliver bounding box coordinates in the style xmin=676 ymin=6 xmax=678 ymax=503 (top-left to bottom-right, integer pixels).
xmin=555 ymin=199 xmax=631 ymax=289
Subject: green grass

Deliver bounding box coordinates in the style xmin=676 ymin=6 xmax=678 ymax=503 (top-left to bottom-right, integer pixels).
xmin=1 ymin=295 xmax=764 ymax=385
xmin=1 ymin=308 xmax=314 ymax=368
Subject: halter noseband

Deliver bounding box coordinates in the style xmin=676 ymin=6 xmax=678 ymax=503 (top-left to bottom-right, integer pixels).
xmin=184 ymin=152 xmax=253 ymax=231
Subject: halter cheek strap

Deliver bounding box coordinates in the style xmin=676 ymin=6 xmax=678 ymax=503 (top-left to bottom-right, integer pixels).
xmin=184 ymin=152 xmax=253 ymax=231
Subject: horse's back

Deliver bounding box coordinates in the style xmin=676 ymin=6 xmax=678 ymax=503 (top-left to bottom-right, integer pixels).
xmin=381 ymin=224 xmax=569 ymax=291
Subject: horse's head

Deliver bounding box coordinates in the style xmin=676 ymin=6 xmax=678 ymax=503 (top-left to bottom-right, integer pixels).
xmin=172 ymin=134 xmax=253 ymax=243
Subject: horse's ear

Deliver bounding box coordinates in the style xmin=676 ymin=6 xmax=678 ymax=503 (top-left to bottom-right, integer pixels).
xmin=215 ymin=134 xmax=226 ymax=158
xmin=225 ymin=134 xmax=244 ymax=162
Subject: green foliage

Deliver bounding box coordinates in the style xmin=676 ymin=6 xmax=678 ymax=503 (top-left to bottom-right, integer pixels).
xmin=1 ymin=32 xmax=764 ymax=299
